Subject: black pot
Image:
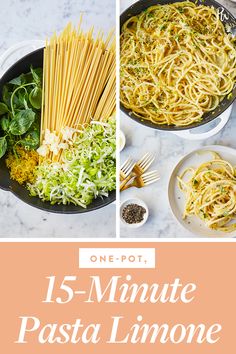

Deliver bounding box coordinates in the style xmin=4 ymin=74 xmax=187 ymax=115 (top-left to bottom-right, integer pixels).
xmin=0 ymin=48 xmax=116 ymax=214
xmin=120 ymin=0 xmax=236 ymax=131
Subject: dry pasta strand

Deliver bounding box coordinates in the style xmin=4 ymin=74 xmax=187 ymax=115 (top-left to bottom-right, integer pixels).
xmin=40 ymin=22 xmax=116 ymax=159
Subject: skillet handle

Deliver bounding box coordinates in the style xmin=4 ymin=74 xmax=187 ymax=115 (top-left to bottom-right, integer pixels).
xmin=0 ymin=40 xmax=45 ymax=78
xmin=172 ymin=105 xmax=232 ymax=141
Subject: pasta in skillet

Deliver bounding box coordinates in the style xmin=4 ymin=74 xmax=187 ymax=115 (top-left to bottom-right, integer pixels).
xmin=120 ymin=1 xmax=236 ymax=126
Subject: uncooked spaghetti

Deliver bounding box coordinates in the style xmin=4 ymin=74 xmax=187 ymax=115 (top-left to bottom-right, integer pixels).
xmin=40 ymin=22 xmax=116 ymax=158
xmin=178 ymin=152 xmax=236 ymax=232
xmin=120 ymin=1 xmax=236 ymax=126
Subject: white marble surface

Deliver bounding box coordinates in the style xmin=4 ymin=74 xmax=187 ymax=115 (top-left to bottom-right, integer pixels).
xmin=0 ymin=0 xmax=116 ymax=237
xmin=120 ymin=0 xmax=236 ymax=238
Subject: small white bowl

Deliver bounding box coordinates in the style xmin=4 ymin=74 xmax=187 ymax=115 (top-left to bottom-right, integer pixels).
xmin=119 ymin=130 xmax=126 ymax=152
xmin=120 ymin=198 xmax=149 ymax=228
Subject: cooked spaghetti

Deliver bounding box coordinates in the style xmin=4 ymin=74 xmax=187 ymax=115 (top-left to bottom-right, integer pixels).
xmin=178 ymin=152 xmax=236 ymax=232
xmin=40 ymin=22 xmax=116 ymax=159
xmin=120 ymin=1 xmax=236 ymax=126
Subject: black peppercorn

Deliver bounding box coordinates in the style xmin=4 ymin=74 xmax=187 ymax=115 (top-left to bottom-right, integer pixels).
xmin=122 ymin=203 xmax=146 ymax=224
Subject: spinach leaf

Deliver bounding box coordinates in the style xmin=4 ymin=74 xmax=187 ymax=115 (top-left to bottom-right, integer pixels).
xmin=30 ymin=66 xmax=41 ymax=86
xmin=0 ymin=136 xmax=7 ymax=158
xmin=19 ymin=73 xmax=29 ymax=85
xmin=2 ymin=85 xmax=11 ymax=106
xmin=0 ymin=116 xmax=10 ymax=131
xmin=20 ymin=130 xmax=40 ymax=150
xmin=33 ymin=68 xmax=43 ymax=81
xmin=10 ymin=73 xmax=35 ymax=86
xmin=0 ymin=102 xmax=9 ymax=115
xmin=12 ymin=89 xmax=28 ymax=110
xmin=29 ymin=87 xmax=42 ymax=109
xmin=18 ymin=92 xmax=28 ymax=109
xmin=9 ymin=76 xmax=22 ymax=86
xmin=9 ymin=109 xmax=35 ymax=135
xmin=20 ymin=72 xmax=33 ymax=85
xmin=14 ymin=88 xmax=29 ymax=109
xmin=0 ymin=67 xmax=42 ymax=159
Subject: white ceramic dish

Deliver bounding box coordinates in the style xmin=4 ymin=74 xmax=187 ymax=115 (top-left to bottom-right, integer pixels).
xmin=120 ymin=198 xmax=149 ymax=228
xmin=120 ymin=130 xmax=126 ymax=151
xmin=168 ymin=145 xmax=236 ymax=238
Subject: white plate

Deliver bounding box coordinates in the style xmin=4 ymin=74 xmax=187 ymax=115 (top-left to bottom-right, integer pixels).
xmin=119 ymin=130 xmax=126 ymax=152
xmin=168 ymin=145 xmax=236 ymax=238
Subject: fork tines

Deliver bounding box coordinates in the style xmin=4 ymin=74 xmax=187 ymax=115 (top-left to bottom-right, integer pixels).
xmin=120 ymin=157 xmax=135 ymax=179
xmin=138 ymin=152 xmax=155 ymax=171
xmin=142 ymin=170 xmax=160 ymax=185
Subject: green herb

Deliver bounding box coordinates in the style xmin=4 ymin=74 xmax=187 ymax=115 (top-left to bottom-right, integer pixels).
xmin=9 ymin=76 xmax=22 ymax=86
xmin=20 ymin=130 xmax=40 ymax=150
xmin=30 ymin=67 xmax=41 ymax=86
xmin=200 ymin=209 xmax=208 ymax=219
xmin=177 ymin=7 xmax=184 ymax=13
xmin=0 ymin=117 xmax=10 ymax=131
xmin=9 ymin=109 xmax=35 ymax=135
xmin=0 ymin=66 xmax=42 ymax=159
xmin=2 ymin=86 xmax=11 ymax=106
xmin=0 ymin=102 xmax=9 ymax=115
xmin=160 ymin=24 xmax=167 ymax=31
xmin=29 ymin=87 xmax=42 ymax=109
xmin=146 ymin=11 xmax=154 ymax=19
xmin=0 ymin=136 xmax=7 ymax=158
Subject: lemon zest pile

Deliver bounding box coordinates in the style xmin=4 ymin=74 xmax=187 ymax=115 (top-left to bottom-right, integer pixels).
xmin=6 ymin=147 xmax=39 ymax=185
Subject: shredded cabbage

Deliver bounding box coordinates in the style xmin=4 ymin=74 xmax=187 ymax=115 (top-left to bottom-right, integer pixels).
xmin=28 ymin=118 xmax=116 ymax=207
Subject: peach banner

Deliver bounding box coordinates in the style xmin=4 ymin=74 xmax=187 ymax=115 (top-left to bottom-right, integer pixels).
xmin=0 ymin=242 xmax=235 ymax=353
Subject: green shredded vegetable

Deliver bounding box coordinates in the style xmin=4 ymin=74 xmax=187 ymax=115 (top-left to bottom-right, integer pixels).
xmin=28 ymin=118 xmax=116 ymax=207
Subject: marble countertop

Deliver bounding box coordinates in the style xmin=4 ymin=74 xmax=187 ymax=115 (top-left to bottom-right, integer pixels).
xmin=0 ymin=0 xmax=116 ymax=238
xmin=120 ymin=0 xmax=236 ymax=238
